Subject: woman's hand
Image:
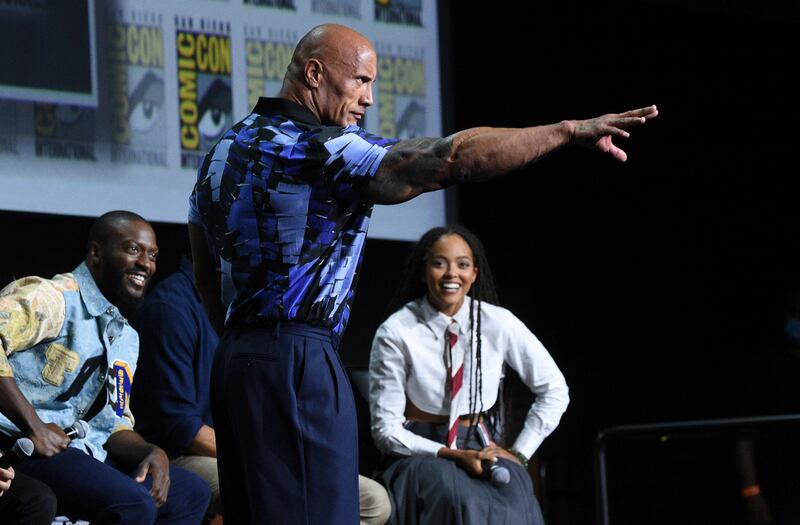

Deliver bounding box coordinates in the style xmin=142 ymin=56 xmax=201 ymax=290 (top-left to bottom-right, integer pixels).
xmin=483 ymin=444 xmax=523 ymax=465
xmin=438 ymin=447 xmax=498 ymax=476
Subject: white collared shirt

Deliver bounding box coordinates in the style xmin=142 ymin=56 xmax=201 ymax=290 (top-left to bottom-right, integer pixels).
xmin=369 ymin=297 xmax=569 ymax=459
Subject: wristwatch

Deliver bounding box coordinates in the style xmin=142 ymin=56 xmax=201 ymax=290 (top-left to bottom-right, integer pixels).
xmin=509 ymin=448 xmax=529 ymax=468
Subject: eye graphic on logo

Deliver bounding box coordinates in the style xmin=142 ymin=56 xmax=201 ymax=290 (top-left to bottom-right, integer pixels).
xmin=128 ymin=71 xmax=165 ymax=133
xmin=396 ymin=100 xmax=425 ymax=139
xmin=198 ymin=78 xmax=232 ymax=140
xmin=55 ymin=105 xmax=84 ymax=126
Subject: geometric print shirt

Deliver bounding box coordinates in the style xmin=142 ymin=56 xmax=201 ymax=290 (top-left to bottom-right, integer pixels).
xmin=189 ymin=97 xmax=397 ymax=335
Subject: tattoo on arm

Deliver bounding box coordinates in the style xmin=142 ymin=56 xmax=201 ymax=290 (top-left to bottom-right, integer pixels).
xmin=362 ymin=137 xmax=455 ymax=204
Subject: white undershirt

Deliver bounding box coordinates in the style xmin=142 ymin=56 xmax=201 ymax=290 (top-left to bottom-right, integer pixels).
xmin=369 ymin=297 xmax=569 ymax=460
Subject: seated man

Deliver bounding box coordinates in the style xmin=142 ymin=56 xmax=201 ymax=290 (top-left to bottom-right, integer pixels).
xmin=132 ymin=254 xmax=391 ymax=524
xmin=0 ymin=211 xmax=210 ymax=524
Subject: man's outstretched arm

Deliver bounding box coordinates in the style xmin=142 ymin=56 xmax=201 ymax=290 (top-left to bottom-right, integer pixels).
xmin=361 ymin=105 xmax=658 ymax=205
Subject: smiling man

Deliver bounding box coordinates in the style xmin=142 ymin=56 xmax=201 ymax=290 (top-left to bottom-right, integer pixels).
xmin=0 ymin=211 xmax=209 ymax=524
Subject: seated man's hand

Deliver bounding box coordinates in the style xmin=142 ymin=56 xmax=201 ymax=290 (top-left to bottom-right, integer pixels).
xmin=134 ymin=445 xmax=170 ymax=507
xmin=0 ymin=465 xmax=14 ymax=496
xmin=30 ymin=422 xmax=69 ymax=457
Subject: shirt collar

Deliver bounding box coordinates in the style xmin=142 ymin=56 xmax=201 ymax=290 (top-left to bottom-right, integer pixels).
xmin=417 ymin=296 xmax=472 ymax=340
xmin=72 ymin=262 xmax=116 ymax=318
xmin=252 ymin=97 xmax=321 ymax=126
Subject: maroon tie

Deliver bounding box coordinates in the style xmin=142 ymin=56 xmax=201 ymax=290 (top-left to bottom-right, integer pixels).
xmin=446 ymin=320 xmax=463 ymax=448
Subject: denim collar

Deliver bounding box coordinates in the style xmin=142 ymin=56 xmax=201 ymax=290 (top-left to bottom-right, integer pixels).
xmin=72 ymin=262 xmax=115 ymax=318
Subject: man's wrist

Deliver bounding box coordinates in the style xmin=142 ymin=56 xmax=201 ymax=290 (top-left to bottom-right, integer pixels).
xmin=559 ymin=120 xmax=576 ymax=144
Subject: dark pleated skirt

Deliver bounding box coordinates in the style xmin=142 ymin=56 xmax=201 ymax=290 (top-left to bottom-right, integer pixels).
xmin=379 ymin=422 xmax=545 ymax=525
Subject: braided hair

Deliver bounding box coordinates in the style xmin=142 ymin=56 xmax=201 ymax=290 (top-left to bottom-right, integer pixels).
xmin=385 ymin=225 xmax=502 ymax=444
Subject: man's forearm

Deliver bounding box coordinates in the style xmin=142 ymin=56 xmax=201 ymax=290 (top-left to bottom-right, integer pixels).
xmin=188 ymin=223 xmax=226 ymax=335
xmin=106 ymin=429 xmax=171 ymax=505
xmin=0 ymin=377 xmax=70 ymax=456
xmin=365 ymin=123 xmax=572 ymax=205
xmin=195 ymin=281 xmax=226 ymax=336
xmin=447 ymin=122 xmax=573 ymax=183
xmin=0 ymin=377 xmax=46 ymax=435
xmin=105 ymin=429 xmax=159 ymax=467
xmin=184 ymin=424 xmax=216 ymax=458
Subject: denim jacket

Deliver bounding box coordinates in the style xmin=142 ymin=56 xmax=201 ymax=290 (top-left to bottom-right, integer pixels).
xmin=0 ymin=262 xmax=137 ymax=461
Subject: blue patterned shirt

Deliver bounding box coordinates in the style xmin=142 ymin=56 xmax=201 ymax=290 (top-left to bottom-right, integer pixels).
xmin=189 ymin=98 xmax=397 ymax=335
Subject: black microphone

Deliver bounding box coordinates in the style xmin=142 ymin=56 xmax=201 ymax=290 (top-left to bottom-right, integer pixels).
xmin=0 ymin=438 xmax=34 ymax=468
xmin=475 ymin=425 xmax=510 ymax=487
xmin=486 ymin=460 xmax=510 ymax=486
xmin=64 ymin=420 xmax=89 ymax=440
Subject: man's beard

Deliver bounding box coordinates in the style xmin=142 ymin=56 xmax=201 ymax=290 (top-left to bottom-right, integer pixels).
xmin=114 ymin=289 xmax=145 ymax=319
xmin=105 ymin=268 xmax=146 ymax=319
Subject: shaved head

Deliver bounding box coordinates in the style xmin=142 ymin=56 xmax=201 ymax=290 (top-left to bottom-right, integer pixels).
xmin=281 ymin=24 xmax=377 ymax=126
xmin=86 ymin=210 xmax=148 ymax=252
xmin=285 ymin=24 xmax=373 ymax=82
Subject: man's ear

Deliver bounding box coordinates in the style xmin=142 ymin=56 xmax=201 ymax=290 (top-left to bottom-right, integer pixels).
xmin=87 ymin=241 xmax=102 ymax=265
xmin=304 ymin=59 xmax=323 ymax=88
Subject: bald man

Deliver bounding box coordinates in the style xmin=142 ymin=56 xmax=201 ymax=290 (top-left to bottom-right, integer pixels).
xmin=189 ymin=23 xmax=657 ymax=524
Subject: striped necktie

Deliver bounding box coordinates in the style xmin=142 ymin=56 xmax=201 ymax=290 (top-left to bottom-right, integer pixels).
xmin=446 ymin=320 xmax=464 ymax=449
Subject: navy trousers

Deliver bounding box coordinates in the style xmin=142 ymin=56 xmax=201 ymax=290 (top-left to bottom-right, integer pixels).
xmin=15 ymin=447 xmax=210 ymax=524
xmin=211 ymin=322 xmax=359 ymax=524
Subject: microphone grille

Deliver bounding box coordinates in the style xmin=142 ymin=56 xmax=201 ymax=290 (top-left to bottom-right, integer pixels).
xmin=14 ymin=438 xmax=34 ymax=458
xmin=75 ymin=420 xmax=89 ymax=439
xmin=492 ymin=466 xmax=511 ymax=486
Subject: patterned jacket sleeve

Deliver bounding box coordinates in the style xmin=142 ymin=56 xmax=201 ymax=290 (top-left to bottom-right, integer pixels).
xmin=0 ymin=275 xmax=71 ymax=377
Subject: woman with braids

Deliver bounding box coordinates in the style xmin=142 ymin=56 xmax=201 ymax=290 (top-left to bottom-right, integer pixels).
xmin=368 ymin=225 xmax=569 ymax=524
